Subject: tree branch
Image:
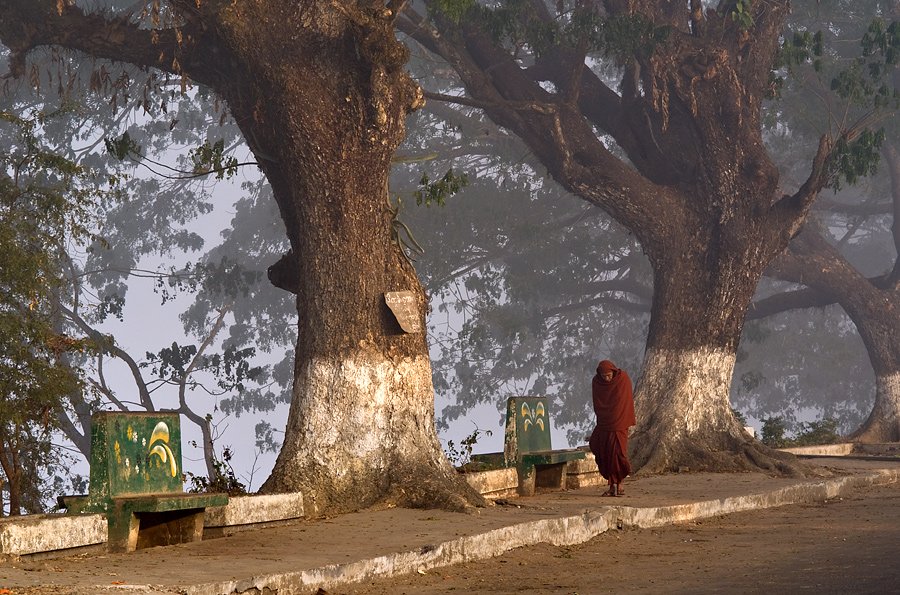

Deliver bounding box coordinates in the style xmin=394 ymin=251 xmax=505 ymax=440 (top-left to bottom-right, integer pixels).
xmin=421 ymin=90 xmax=558 ymax=114
xmin=746 ymin=286 xmax=838 ymax=320
xmin=0 ymin=0 xmax=226 ymax=89
xmin=771 ymin=134 xmax=831 ymax=239
xmin=54 ymin=299 xmax=155 ymax=411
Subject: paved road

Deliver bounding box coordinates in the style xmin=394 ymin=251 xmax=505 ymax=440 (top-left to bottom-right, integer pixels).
xmin=335 ymin=480 xmax=900 ymax=595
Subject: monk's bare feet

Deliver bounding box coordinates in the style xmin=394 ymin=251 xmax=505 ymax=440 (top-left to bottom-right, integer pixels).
xmin=602 ymin=485 xmax=617 ymax=497
xmin=616 ymin=483 xmax=625 ymax=495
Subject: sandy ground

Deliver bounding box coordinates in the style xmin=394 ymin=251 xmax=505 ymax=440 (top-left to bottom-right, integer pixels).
xmin=2 ymin=459 xmax=898 ymax=595
xmin=334 ymin=480 xmax=900 ymax=595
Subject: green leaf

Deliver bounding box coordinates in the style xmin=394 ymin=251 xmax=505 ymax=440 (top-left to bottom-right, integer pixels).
xmin=104 ymin=131 xmax=142 ymax=161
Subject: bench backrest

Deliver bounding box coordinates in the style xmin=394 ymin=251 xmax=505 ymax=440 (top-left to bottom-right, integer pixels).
xmin=503 ymin=397 xmax=553 ymax=465
xmin=89 ymin=411 xmax=184 ymax=503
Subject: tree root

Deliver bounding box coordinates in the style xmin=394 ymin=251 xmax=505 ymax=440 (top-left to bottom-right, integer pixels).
xmin=849 ymin=421 xmax=900 ymax=443
xmin=630 ymin=428 xmax=822 ymax=478
xmin=377 ymin=471 xmax=487 ymax=513
xmin=263 ymin=456 xmax=486 ymax=518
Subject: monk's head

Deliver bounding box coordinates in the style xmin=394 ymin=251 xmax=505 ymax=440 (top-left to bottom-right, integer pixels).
xmin=597 ymin=360 xmax=617 ymax=381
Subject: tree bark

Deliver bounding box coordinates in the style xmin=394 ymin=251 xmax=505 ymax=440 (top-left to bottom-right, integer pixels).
xmin=0 ymin=0 xmax=482 ymax=513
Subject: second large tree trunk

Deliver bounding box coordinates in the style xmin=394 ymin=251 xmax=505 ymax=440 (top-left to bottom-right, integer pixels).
xmin=628 ymin=218 xmax=807 ymax=476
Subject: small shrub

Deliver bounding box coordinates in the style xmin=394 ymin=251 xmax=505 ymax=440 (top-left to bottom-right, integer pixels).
xmin=761 ymin=416 xmax=788 ymax=448
xmin=794 ymin=418 xmax=842 ymax=446
xmin=761 ymin=416 xmax=843 ymax=448
xmin=185 ymin=447 xmax=247 ymax=495
xmin=444 ymin=425 xmax=492 ymax=469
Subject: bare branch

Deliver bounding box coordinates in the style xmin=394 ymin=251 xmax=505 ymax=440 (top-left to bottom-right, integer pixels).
xmin=771 ymin=135 xmax=831 ymax=237
xmin=55 ymin=300 xmax=155 ymax=410
xmin=177 ymin=303 xmax=233 ymax=411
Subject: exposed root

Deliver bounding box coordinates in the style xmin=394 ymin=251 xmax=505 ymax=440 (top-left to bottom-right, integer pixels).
xmin=268 ymin=456 xmax=487 ymax=518
xmin=849 ymin=421 xmax=900 ymax=443
xmin=376 ymin=472 xmax=486 ymax=513
xmin=630 ymin=428 xmax=820 ymax=478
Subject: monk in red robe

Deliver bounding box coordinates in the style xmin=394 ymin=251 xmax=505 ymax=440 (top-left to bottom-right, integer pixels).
xmin=589 ymin=360 xmax=636 ymax=497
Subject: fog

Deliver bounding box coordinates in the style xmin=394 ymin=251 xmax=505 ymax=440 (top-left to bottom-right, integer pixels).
xmin=2 ymin=0 xmax=898 ymax=510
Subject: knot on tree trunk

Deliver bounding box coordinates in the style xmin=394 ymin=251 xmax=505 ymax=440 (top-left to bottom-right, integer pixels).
xmin=267 ymin=250 xmax=299 ymax=294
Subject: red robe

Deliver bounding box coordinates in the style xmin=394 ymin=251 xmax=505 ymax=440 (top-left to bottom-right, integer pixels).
xmin=588 ymin=361 xmax=636 ymax=484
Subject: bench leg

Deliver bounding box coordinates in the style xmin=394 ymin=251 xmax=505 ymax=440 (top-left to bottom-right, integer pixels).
xmin=106 ymin=505 xmax=140 ymax=553
xmin=107 ymin=507 xmax=206 ymax=552
xmin=134 ymin=510 xmax=205 ymax=550
xmin=535 ymin=463 xmax=567 ymax=491
xmin=517 ymin=464 xmax=536 ymax=497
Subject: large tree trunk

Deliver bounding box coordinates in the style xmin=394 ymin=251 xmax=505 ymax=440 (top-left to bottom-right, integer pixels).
xmin=195 ymin=0 xmax=482 ymax=512
xmin=0 ymin=0 xmax=483 ymax=515
xmin=248 ymin=101 xmax=477 ymax=511
xmin=629 ymin=210 xmax=806 ymax=475
xmin=400 ymin=0 xmax=829 ymax=476
xmin=853 ymin=373 xmax=900 ymax=442
xmin=198 ymin=0 xmax=481 ymax=513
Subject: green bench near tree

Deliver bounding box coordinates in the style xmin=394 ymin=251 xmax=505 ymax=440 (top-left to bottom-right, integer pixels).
xmin=472 ymin=397 xmax=585 ymax=497
xmin=59 ymin=411 xmax=228 ymax=553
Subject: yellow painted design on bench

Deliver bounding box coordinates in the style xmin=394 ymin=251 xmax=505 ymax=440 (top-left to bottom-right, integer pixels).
xmin=521 ymin=402 xmax=546 ymax=433
xmin=150 ymin=422 xmax=169 ymax=445
xmin=148 ymin=422 xmax=178 ymax=477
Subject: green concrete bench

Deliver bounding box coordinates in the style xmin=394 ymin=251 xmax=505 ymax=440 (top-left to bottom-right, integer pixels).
xmin=471 ymin=397 xmax=585 ymax=497
xmin=59 ymin=411 xmax=228 ymax=553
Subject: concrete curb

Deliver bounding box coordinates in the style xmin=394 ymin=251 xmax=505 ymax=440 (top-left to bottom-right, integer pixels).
xmin=186 ymin=511 xmax=611 ymax=595
xmin=613 ymin=468 xmax=900 ymax=530
xmin=0 ymin=513 xmax=107 ymax=556
xmin=779 ymin=443 xmax=855 ymax=456
xmin=203 ymin=492 xmax=304 ymax=528
xmin=177 ymin=468 xmax=900 ymax=595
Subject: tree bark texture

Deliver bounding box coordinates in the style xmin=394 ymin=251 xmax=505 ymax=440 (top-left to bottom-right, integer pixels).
xmin=402 ymin=0 xmax=830 ymax=473
xmin=0 ymin=0 xmax=483 ymax=513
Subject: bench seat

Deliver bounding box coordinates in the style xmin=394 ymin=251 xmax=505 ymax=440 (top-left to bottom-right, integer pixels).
xmin=471 ymin=398 xmax=586 ymax=497
xmin=520 ymin=449 xmax=585 ymax=466
xmin=107 ymin=492 xmax=229 ymax=552
xmin=60 ymin=412 xmax=228 ymax=553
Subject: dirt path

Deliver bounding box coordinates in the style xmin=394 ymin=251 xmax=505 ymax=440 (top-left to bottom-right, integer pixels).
xmin=335 ymin=480 xmax=900 ymax=595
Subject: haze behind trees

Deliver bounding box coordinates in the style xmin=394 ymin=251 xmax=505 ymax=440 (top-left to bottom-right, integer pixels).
xmin=0 ymin=0 xmax=896 ymax=516
xmin=398 ymin=0 xmax=899 ymax=475
xmin=401 ymin=0 xmax=900 ymax=447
